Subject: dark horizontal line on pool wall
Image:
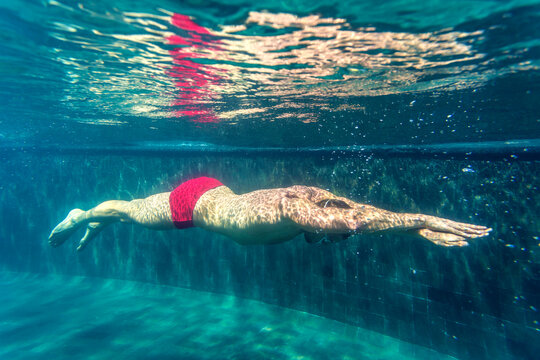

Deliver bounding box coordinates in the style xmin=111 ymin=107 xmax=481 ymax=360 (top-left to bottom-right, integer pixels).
xmin=1 ymin=139 xmax=539 ymax=161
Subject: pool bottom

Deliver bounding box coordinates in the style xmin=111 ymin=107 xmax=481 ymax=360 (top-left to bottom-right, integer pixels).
xmin=0 ymin=272 xmax=456 ymax=360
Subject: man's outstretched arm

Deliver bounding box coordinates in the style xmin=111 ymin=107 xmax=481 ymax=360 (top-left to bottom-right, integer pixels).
xmin=281 ymin=197 xmax=491 ymax=247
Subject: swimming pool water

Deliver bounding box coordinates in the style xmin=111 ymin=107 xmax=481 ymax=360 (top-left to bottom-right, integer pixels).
xmin=0 ymin=272 xmax=460 ymax=360
xmin=0 ymin=0 xmax=539 ymax=148
xmin=0 ymin=1 xmax=539 ymax=359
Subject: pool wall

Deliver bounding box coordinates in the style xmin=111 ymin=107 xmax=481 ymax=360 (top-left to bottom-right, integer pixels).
xmin=0 ymin=152 xmax=538 ymax=359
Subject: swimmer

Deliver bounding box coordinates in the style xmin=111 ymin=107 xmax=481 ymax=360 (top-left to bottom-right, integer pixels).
xmin=49 ymin=177 xmax=491 ymax=251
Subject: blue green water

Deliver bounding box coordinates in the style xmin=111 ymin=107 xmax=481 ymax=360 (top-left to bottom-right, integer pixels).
xmin=0 ymin=272 xmax=457 ymax=360
xmin=0 ymin=0 xmax=539 ymax=359
xmin=1 ymin=0 xmax=539 ymax=148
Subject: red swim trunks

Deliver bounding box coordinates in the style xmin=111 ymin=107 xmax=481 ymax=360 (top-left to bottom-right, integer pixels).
xmin=169 ymin=177 xmax=223 ymax=229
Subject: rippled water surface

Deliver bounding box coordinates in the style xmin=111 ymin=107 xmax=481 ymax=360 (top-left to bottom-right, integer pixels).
xmin=1 ymin=0 xmax=539 ymax=146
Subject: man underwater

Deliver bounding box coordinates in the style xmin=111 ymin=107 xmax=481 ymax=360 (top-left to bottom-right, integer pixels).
xmin=49 ymin=177 xmax=491 ymax=251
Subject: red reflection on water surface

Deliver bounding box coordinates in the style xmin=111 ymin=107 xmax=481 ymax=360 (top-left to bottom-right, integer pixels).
xmin=166 ymin=13 xmax=223 ymax=123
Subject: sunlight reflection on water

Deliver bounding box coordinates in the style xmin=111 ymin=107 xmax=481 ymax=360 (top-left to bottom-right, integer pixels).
xmin=44 ymin=4 xmax=498 ymax=122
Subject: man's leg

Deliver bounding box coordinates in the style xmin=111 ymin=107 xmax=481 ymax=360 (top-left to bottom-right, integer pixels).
xmin=48 ymin=200 xmax=133 ymax=248
xmin=76 ymin=221 xmax=113 ymax=251
xmin=48 ymin=192 xmax=174 ymax=249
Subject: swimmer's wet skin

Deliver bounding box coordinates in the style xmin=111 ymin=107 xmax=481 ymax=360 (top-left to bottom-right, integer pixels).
xmin=49 ymin=177 xmax=491 ymax=251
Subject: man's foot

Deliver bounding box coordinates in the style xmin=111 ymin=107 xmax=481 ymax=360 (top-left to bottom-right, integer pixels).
xmin=77 ymin=221 xmax=109 ymax=251
xmin=48 ymin=209 xmax=85 ymax=247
